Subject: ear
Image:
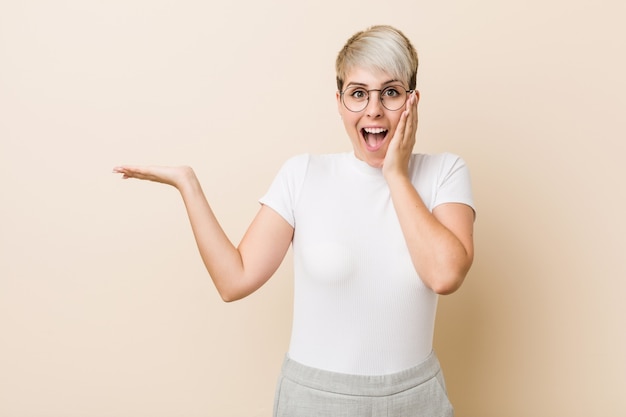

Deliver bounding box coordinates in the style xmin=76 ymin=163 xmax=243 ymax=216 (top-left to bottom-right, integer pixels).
xmin=336 ymin=90 xmax=342 ymax=110
xmin=414 ymin=90 xmax=421 ymax=104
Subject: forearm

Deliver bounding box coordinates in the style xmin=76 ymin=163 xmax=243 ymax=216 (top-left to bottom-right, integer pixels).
xmin=386 ymin=174 xmax=473 ymax=294
xmin=114 ymin=164 xmax=291 ymax=301
xmin=175 ymin=169 xmax=247 ymax=300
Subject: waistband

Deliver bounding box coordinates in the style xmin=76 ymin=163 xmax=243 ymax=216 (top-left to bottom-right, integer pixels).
xmin=280 ymin=351 xmax=442 ymax=397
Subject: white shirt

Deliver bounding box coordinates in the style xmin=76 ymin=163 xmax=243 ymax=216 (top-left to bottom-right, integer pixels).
xmin=260 ymin=152 xmax=474 ymax=375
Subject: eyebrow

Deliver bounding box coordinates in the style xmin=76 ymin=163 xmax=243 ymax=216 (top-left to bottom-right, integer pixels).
xmin=345 ymin=79 xmax=403 ymax=88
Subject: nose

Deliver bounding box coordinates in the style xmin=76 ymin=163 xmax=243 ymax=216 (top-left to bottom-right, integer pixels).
xmin=365 ymin=91 xmax=384 ymax=117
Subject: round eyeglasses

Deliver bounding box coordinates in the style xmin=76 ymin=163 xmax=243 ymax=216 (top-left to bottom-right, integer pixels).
xmin=340 ymin=85 xmax=413 ymax=112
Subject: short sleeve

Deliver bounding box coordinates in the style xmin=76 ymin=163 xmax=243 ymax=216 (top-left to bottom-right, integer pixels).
xmin=433 ymin=153 xmax=475 ymax=212
xmin=259 ymin=154 xmax=310 ymax=228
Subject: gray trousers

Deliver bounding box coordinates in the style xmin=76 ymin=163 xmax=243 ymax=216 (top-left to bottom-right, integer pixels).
xmin=273 ymin=351 xmax=454 ymax=417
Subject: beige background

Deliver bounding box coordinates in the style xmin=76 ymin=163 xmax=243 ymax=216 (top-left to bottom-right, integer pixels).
xmin=1 ymin=0 xmax=625 ymax=416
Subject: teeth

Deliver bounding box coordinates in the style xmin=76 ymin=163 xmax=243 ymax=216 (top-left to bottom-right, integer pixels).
xmin=364 ymin=127 xmax=387 ymax=134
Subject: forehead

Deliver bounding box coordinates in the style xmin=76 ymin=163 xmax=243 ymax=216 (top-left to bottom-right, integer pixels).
xmin=343 ymin=66 xmax=403 ymax=87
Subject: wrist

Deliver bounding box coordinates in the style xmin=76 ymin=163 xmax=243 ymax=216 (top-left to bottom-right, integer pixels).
xmin=385 ymin=171 xmax=414 ymax=196
xmin=175 ymin=166 xmax=199 ymax=192
xmin=383 ymin=166 xmax=409 ymax=183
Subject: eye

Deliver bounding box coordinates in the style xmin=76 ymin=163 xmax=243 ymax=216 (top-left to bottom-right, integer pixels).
xmin=382 ymin=87 xmax=402 ymax=97
xmin=348 ymin=88 xmax=368 ymax=100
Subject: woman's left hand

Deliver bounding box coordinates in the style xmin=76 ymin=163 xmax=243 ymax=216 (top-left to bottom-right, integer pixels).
xmin=382 ymin=91 xmax=419 ymax=180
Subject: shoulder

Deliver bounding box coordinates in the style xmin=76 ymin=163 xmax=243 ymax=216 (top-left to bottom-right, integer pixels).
xmin=410 ymin=152 xmax=469 ymax=176
xmin=411 ymin=152 xmax=466 ymax=167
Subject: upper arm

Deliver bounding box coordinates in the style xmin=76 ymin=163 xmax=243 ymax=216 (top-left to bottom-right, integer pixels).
xmin=432 ymin=202 xmax=475 ymax=264
xmin=235 ymin=204 xmax=294 ymax=298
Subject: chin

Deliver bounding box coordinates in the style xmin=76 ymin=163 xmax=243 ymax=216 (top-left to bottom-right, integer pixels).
xmin=352 ymin=142 xmax=387 ymax=168
xmin=364 ymin=146 xmax=388 ymax=168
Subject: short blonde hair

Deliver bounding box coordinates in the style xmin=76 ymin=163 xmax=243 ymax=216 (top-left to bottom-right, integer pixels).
xmin=336 ymin=25 xmax=419 ymax=91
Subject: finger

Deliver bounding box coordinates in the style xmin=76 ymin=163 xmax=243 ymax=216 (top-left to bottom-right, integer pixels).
xmin=394 ymin=108 xmax=409 ymax=146
xmin=113 ymin=167 xmax=130 ymax=178
xmin=403 ymin=94 xmax=418 ymax=143
xmin=113 ymin=166 xmax=150 ymax=180
xmin=411 ymin=92 xmax=418 ymax=126
xmin=400 ymin=109 xmax=413 ymax=146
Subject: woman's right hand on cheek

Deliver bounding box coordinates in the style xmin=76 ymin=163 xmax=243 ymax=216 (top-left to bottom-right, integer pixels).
xmin=112 ymin=165 xmax=195 ymax=189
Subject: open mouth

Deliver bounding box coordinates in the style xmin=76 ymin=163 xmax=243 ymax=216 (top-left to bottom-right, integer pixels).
xmin=362 ymin=127 xmax=388 ymax=151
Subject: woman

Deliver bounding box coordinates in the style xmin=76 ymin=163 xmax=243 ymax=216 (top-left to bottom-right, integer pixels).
xmin=114 ymin=25 xmax=474 ymax=417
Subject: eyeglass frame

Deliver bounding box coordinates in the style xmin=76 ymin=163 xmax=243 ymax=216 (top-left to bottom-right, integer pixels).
xmin=339 ymin=86 xmax=415 ymax=112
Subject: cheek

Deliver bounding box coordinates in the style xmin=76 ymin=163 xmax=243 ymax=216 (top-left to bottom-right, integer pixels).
xmin=389 ymin=113 xmax=404 ymax=132
xmin=341 ymin=114 xmax=361 ymax=131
